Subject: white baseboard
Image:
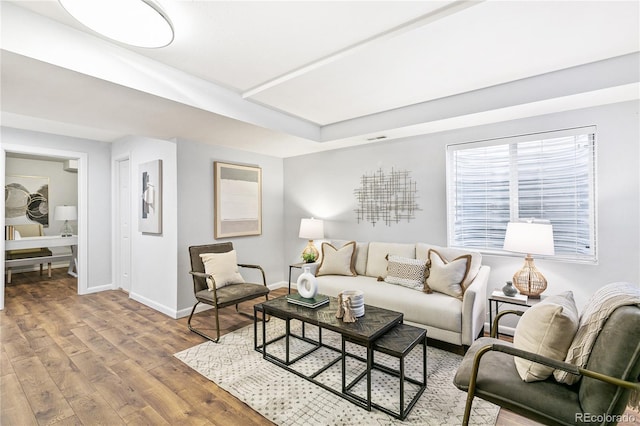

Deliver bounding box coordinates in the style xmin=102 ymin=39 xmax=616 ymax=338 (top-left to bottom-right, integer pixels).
xmin=129 ymin=291 xmax=178 ymax=319
xmin=83 ymin=283 xmax=114 ymax=294
xmin=269 ymin=281 xmax=288 ymax=290
xmin=175 ymin=302 xmax=213 ymax=319
xmin=174 ymin=281 xmax=288 ymax=319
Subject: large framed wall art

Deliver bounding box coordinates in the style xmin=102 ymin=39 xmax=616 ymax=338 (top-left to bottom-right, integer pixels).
xmin=139 ymin=159 xmax=163 ymax=234
xmin=5 ymin=175 xmax=49 ymax=227
xmin=214 ymin=161 xmax=262 ymax=238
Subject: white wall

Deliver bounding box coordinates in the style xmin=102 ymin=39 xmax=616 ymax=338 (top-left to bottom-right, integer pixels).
xmin=283 ymin=101 xmax=640 ymax=314
xmin=111 ymin=136 xmax=178 ymax=317
xmin=175 ymin=138 xmax=285 ymax=315
xmin=1 ymin=127 xmax=112 ymax=292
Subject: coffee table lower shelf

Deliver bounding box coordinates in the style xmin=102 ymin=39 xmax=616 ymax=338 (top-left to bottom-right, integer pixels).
xmin=253 ymin=302 xmax=427 ymax=420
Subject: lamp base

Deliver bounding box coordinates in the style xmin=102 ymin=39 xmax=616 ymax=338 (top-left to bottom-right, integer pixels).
xmin=301 ymin=240 xmax=319 ymax=263
xmin=512 ymin=255 xmax=547 ymax=298
xmin=61 ymin=220 xmax=74 ymax=237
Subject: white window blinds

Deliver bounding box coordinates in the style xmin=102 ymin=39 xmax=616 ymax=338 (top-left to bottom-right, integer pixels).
xmin=446 ymin=127 xmax=596 ymax=262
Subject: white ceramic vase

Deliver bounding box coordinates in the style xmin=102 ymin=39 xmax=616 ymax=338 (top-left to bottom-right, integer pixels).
xmin=296 ymin=266 xmax=318 ymax=298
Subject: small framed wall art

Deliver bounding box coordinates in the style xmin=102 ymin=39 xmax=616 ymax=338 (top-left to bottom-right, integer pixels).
xmin=214 ymin=161 xmax=262 ymax=238
xmin=139 ymin=159 xmax=163 ymax=234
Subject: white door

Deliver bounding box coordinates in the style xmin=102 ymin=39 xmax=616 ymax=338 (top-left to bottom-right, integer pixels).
xmin=117 ymin=159 xmax=131 ymax=293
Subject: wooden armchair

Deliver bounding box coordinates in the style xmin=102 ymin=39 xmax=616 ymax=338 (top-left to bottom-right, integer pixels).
xmin=6 ymin=224 xmax=52 ymax=284
xmin=187 ymin=242 xmax=269 ymax=343
xmin=454 ymin=305 xmax=640 ymax=425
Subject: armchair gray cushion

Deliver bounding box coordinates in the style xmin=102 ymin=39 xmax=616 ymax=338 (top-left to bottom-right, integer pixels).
xmin=454 ymin=305 xmax=640 ymax=425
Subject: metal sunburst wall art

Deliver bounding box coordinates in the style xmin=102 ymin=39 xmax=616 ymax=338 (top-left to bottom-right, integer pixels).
xmin=354 ymin=167 xmax=420 ymax=226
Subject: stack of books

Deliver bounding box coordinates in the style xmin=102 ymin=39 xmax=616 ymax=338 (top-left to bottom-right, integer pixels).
xmin=286 ymin=293 xmax=329 ymax=308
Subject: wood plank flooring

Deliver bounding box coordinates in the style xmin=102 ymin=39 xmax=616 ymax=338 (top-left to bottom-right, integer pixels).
xmin=2 ymin=269 xmax=638 ymax=425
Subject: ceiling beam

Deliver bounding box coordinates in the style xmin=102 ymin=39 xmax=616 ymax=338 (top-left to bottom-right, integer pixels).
xmin=241 ymin=0 xmax=483 ymax=99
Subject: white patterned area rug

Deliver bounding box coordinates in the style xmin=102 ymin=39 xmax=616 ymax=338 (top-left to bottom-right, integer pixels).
xmin=175 ymin=318 xmax=498 ymax=425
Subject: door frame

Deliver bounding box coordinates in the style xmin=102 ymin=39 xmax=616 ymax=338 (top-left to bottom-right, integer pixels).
xmin=1 ymin=144 xmax=88 ymax=309
xmin=113 ymin=155 xmax=132 ymax=292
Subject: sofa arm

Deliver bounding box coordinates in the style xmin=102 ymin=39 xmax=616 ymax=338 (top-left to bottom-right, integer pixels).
xmin=461 ymin=265 xmax=490 ymax=346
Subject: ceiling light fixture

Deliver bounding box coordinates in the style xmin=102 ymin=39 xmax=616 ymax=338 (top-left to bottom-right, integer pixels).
xmin=59 ymin=0 xmax=174 ymax=48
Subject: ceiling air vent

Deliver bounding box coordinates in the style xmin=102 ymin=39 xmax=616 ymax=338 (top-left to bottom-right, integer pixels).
xmin=366 ymin=135 xmax=387 ymax=141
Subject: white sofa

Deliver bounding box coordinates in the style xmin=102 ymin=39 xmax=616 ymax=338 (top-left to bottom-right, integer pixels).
xmin=310 ymin=240 xmax=490 ymax=350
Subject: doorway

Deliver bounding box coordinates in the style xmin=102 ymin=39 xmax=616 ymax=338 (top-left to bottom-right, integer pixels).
xmin=1 ymin=144 xmax=88 ymax=310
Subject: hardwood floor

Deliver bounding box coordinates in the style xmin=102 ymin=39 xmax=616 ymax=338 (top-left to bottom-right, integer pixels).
xmin=2 ymin=269 xmax=274 ymax=425
xmin=2 ymin=269 xmax=637 ymax=425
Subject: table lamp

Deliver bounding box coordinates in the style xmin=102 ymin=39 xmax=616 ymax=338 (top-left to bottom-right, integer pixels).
xmin=298 ymin=218 xmax=324 ymax=262
xmin=55 ymin=205 xmax=77 ymax=237
xmin=503 ymin=220 xmax=555 ymax=298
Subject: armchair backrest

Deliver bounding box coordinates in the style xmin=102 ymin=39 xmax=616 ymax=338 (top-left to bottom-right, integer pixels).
xmin=14 ymin=223 xmax=45 ymax=237
xmin=579 ymin=304 xmax=640 ymax=416
xmin=188 ymin=242 xmax=234 ymax=293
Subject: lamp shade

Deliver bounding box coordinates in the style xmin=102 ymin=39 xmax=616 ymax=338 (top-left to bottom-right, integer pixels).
xmin=54 ymin=205 xmax=78 ymax=221
xmin=503 ymin=221 xmax=555 ymax=256
xmin=298 ymin=218 xmax=324 ymax=240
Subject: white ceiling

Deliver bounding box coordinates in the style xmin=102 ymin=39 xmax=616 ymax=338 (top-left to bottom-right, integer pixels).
xmin=1 ymin=0 xmax=639 ymax=157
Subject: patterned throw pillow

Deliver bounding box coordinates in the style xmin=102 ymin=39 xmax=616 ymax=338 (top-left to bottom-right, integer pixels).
xmin=384 ymin=255 xmax=427 ymax=290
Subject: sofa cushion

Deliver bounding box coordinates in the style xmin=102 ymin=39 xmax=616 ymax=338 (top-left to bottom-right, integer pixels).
xmin=424 ymin=249 xmax=471 ymax=299
xmin=316 ymin=241 xmax=356 ymax=276
xmin=416 ymin=243 xmax=482 ymax=289
xmin=384 ymin=255 xmax=427 ymax=291
xmin=331 ymin=240 xmax=368 ymax=275
xmin=199 ymin=250 xmax=245 ymax=290
xmin=366 ymin=242 xmax=415 ymax=278
xmin=513 ymin=291 xmax=579 ymax=382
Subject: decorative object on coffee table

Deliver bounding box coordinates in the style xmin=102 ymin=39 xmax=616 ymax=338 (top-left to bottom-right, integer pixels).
xmin=502 ymin=281 xmax=518 ymax=297
xmin=296 ymin=265 xmax=318 ymax=298
xmin=299 ymin=217 xmax=324 ymax=261
xmin=503 ymin=220 xmax=555 ymax=298
xmin=336 ymin=290 xmax=364 ymax=322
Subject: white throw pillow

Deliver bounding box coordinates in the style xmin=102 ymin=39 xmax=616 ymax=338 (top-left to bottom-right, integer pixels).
xmin=416 ymin=243 xmax=482 ymax=289
xmin=331 ymin=240 xmax=369 ymax=275
xmin=424 ymin=249 xmax=470 ymax=299
xmin=384 ymin=255 xmax=427 ymax=291
xmin=199 ymin=250 xmax=245 ymax=290
xmin=513 ymin=291 xmax=579 ymax=382
xmin=316 ymin=242 xmax=356 ymax=276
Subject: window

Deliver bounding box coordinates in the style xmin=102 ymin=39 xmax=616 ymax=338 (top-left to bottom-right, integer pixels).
xmin=446 ymin=127 xmax=596 ymax=263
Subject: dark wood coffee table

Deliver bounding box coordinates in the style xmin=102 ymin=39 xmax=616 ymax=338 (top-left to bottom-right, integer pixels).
xmin=254 ymin=295 xmax=411 ymax=414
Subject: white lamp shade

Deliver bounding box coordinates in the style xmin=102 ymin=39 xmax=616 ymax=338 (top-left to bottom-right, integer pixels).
xmin=503 ymin=221 xmax=555 ymax=256
xmin=299 ymin=218 xmax=324 ymax=240
xmin=55 ymin=205 xmax=78 ymax=221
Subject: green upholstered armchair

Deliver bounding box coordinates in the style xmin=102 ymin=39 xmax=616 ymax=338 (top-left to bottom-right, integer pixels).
xmin=454 ymin=305 xmax=640 ymax=426
xmin=187 ymin=242 xmax=269 ymax=343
